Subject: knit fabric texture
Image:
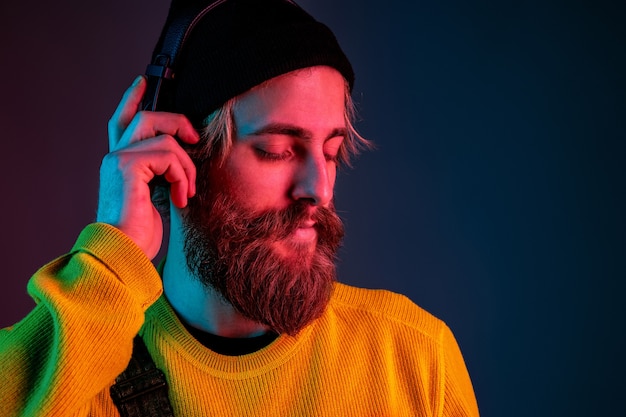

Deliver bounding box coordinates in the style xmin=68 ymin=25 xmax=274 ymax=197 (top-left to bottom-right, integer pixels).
xmin=150 ymin=0 xmax=355 ymax=125
xmin=0 ymin=223 xmax=480 ymax=416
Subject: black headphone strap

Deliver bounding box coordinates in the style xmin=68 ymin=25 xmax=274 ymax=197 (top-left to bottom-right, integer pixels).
xmin=142 ymin=0 xmax=227 ymax=111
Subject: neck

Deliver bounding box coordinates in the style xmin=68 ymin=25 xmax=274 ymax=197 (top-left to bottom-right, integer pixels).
xmin=162 ymin=207 xmax=270 ymax=338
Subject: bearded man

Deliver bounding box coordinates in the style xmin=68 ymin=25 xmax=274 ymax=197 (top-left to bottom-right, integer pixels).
xmin=0 ymin=0 xmax=479 ymax=416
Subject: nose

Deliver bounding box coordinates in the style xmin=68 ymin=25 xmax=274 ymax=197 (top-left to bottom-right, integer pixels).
xmin=291 ymin=153 xmax=334 ymax=206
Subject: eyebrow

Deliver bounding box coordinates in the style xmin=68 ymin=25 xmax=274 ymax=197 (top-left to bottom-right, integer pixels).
xmin=250 ymin=123 xmax=347 ymax=142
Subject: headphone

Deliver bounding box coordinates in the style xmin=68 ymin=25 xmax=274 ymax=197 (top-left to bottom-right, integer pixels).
xmin=141 ymin=0 xmax=228 ymax=112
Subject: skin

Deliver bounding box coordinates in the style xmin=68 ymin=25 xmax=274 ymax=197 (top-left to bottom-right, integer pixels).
xmin=98 ymin=66 xmax=347 ymax=337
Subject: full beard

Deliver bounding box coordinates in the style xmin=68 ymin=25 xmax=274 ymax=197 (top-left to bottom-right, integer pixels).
xmin=182 ymin=191 xmax=344 ymax=336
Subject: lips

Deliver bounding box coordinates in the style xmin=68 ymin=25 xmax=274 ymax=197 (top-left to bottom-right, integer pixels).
xmin=300 ymin=219 xmax=316 ymax=229
xmin=292 ymin=220 xmax=317 ymax=241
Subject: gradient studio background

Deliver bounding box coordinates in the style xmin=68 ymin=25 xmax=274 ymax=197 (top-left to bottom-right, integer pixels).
xmin=1 ymin=0 xmax=624 ymax=416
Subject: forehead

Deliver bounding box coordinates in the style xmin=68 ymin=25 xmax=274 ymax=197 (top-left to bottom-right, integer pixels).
xmin=233 ymin=66 xmax=347 ymax=136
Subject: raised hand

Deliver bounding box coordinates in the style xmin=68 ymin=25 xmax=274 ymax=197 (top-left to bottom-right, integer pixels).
xmin=97 ymin=76 xmax=199 ymax=259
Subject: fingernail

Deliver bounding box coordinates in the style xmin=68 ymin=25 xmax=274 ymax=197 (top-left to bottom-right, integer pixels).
xmin=132 ymin=75 xmax=143 ymax=87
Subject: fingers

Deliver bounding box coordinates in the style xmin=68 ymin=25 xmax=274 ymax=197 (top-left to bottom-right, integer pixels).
xmin=108 ymin=75 xmax=146 ymax=150
xmin=98 ymin=133 xmax=197 ymax=258
xmin=100 ymin=77 xmax=202 ymax=258
xmin=107 ymin=76 xmax=200 ymax=152
xmin=105 ymin=76 xmax=200 ymax=207
xmin=162 ymin=159 xmax=195 ymax=208
xmin=114 ymin=134 xmax=197 ymax=202
xmin=116 ymin=111 xmax=200 ymax=150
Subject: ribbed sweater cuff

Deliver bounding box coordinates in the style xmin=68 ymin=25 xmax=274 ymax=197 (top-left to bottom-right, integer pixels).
xmin=71 ymin=222 xmax=163 ymax=310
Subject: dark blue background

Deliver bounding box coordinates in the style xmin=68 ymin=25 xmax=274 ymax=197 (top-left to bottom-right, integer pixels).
xmin=1 ymin=1 xmax=624 ymax=415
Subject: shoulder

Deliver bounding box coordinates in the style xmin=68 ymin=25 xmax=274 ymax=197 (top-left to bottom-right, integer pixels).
xmin=325 ymin=283 xmax=479 ymax=415
xmin=327 ymin=282 xmax=449 ymax=345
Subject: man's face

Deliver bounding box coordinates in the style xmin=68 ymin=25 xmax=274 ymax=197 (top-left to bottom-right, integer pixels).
xmin=183 ymin=66 xmax=347 ymax=335
xmin=211 ymin=65 xmax=346 ymax=221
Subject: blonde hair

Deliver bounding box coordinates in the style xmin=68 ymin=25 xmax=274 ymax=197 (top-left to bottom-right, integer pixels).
xmin=191 ymin=82 xmax=372 ymax=167
xmin=153 ymin=83 xmax=372 ymax=215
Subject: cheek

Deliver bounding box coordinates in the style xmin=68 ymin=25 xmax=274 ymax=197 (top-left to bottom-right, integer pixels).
xmin=209 ymin=160 xmax=293 ymax=212
xmin=329 ymin=163 xmax=338 ymax=189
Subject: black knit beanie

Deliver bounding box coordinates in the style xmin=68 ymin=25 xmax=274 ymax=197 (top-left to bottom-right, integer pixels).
xmin=149 ymin=0 xmax=354 ymax=126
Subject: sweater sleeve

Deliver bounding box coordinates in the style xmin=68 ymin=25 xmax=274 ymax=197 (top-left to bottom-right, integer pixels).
xmin=439 ymin=324 xmax=480 ymax=417
xmin=0 ymin=223 xmax=163 ymax=417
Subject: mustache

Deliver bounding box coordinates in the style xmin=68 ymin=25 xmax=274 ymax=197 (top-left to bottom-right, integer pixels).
xmin=198 ymin=197 xmax=343 ymax=245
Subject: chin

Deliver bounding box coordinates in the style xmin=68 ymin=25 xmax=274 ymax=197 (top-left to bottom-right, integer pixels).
xmin=272 ymin=236 xmax=317 ymax=260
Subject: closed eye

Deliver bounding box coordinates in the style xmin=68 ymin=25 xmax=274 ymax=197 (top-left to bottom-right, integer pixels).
xmin=255 ymin=148 xmax=293 ymax=161
xmin=324 ymin=152 xmax=339 ymax=163
xmin=323 ymin=135 xmax=344 ymax=164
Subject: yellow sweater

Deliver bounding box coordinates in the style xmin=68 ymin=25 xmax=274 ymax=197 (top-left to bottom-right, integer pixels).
xmin=0 ymin=223 xmax=479 ymax=416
